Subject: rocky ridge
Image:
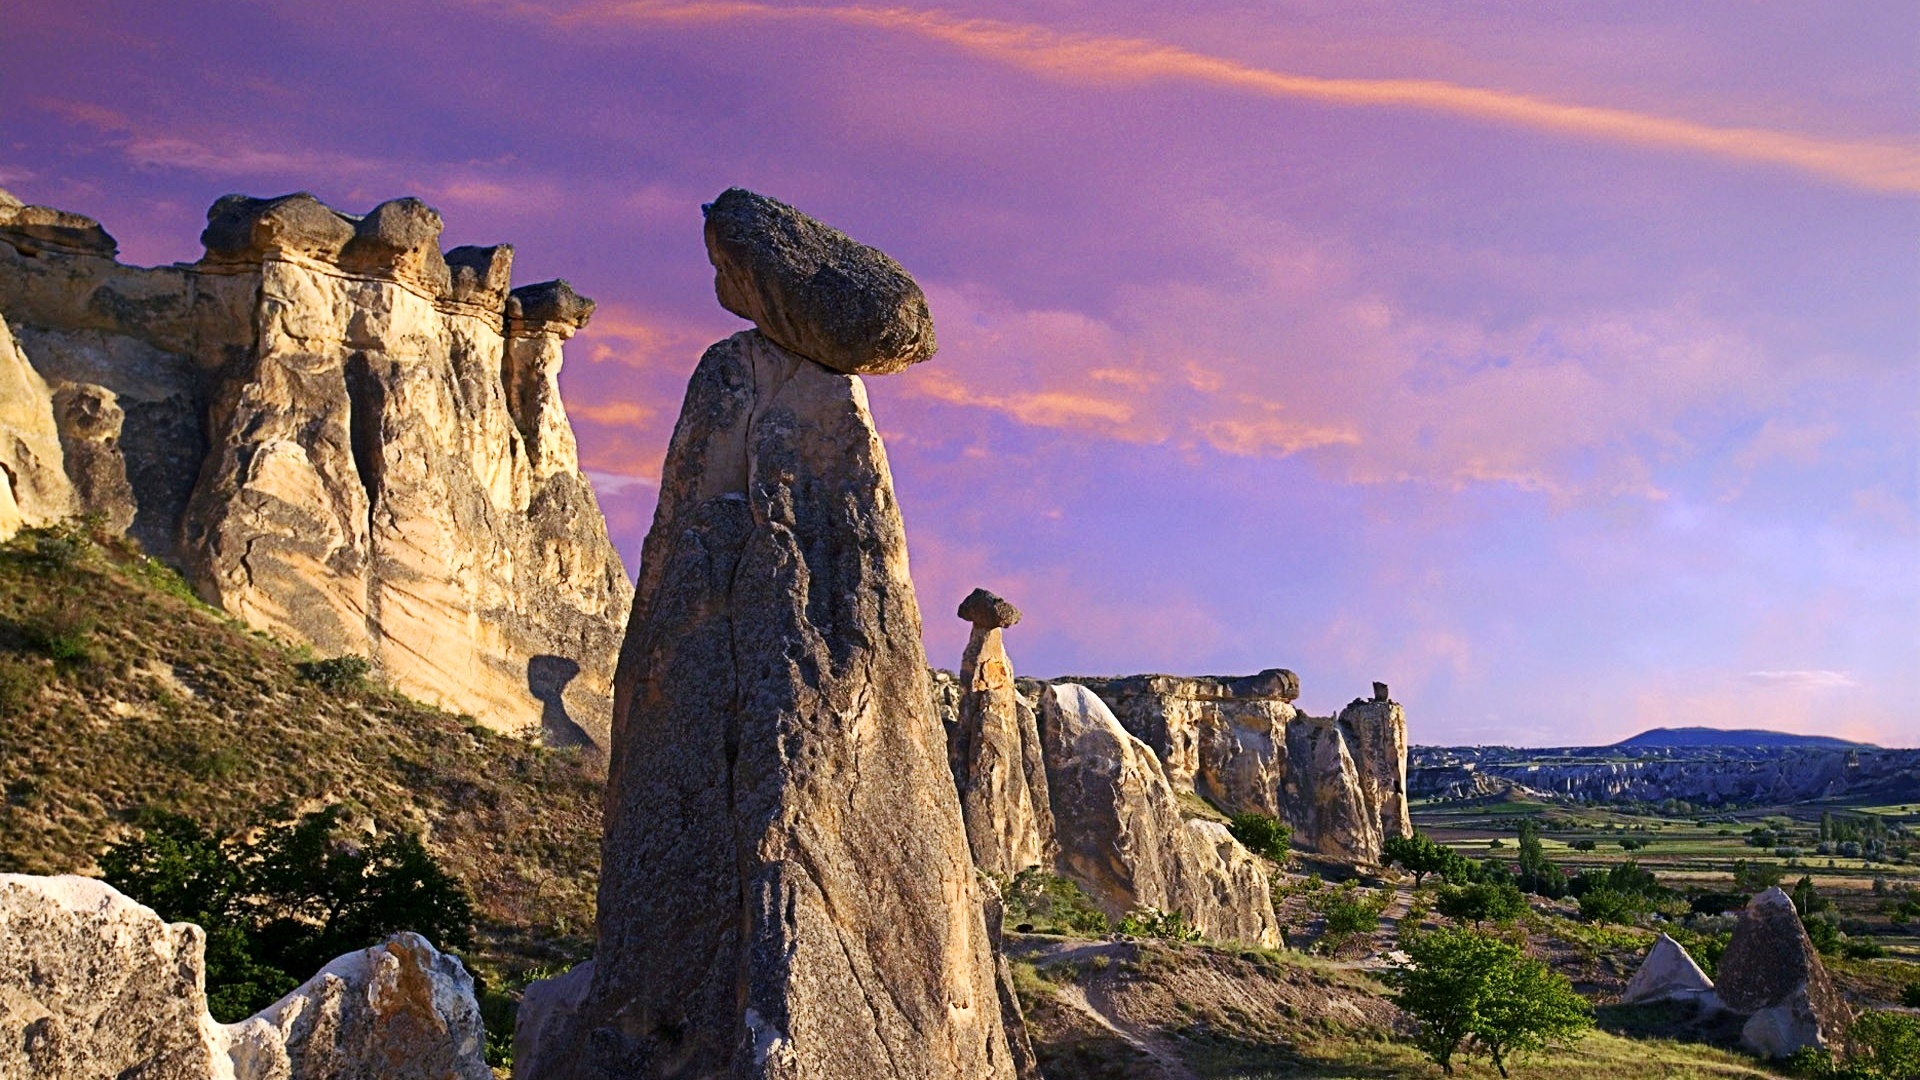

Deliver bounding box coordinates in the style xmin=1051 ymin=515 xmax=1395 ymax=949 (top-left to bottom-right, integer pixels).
xmin=0 ymin=188 xmax=630 ymax=746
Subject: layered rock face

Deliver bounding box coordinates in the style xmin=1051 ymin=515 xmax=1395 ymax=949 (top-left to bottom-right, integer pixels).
xmin=949 ymin=588 xmax=1055 ymax=879
xmin=0 ymin=875 xmax=488 ymax=1079
xmin=549 ymin=190 xmax=1016 ymax=1078
xmin=1717 ymin=887 xmax=1853 ymax=1058
xmin=1040 ymin=684 xmax=1280 ymax=947
xmin=0 ymin=188 xmax=629 ymax=745
xmin=1075 ymin=672 xmax=1408 ymax=865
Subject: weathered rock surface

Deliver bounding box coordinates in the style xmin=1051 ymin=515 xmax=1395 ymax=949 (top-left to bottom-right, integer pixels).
xmin=556 ymin=326 xmax=1015 ymax=1077
xmin=0 ymin=314 xmax=76 ymax=539
xmin=224 ymin=932 xmax=491 ymax=1080
xmin=949 ymin=588 xmax=1055 ymax=879
xmin=1717 ymin=887 xmax=1852 ymax=1058
xmin=704 ymin=188 xmax=936 ymax=375
xmin=1075 ymin=672 xmax=1407 ymax=866
xmin=0 ymin=873 xmax=226 ymax=1079
xmin=512 ymin=960 xmax=595 ymax=1080
xmin=0 ymin=874 xmax=488 ymax=1080
xmin=0 ymin=188 xmax=630 ymax=745
xmin=1039 ymin=683 xmax=1280 ymax=947
xmin=1621 ymin=933 xmax=1716 ymax=1005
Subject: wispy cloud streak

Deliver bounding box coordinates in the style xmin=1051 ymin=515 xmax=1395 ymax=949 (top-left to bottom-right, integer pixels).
xmin=539 ymin=1 xmax=1920 ymax=194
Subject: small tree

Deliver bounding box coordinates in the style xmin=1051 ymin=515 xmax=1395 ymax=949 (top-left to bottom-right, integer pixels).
xmin=1384 ymin=832 xmax=1454 ymax=886
xmin=1437 ymin=882 xmax=1527 ymax=927
xmin=1227 ymin=813 xmax=1292 ymax=862
xmin=1392 ymin=927 xmax=1591 ymax=1077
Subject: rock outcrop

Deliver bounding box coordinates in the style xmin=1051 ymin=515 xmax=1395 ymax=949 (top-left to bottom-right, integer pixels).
xmin=1621 ymin=933 xmax=1717 ymax=1006
xmin=949 ymin=588 xmax=1055 ymax=879
xmin=512 ymin=961 xmax=596 ymax=1080
xmin=0 ymin=187 xmax=630 ymax=745
xmin=545 ymin=191 xmax=1016 ymax=1078
xmin=0 ymin=314 xmax=76 ymax=538
xmin=1039 ymin=684 xmax=1280 ymax=947
xmin=1716 ymin=887 xmax=1852 ymax=1058
xmin=223 ymin=932 xmax=491 ymax=1080
xmin=703 ymin=187 xmax=936 ymax=375
xmin=0 ymin=874 xmax=487 ymax=1080
xmin=1074 ymin=672 xmax=1408 ymax=865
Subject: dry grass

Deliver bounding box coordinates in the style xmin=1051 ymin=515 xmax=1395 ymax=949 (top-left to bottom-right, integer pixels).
xmin=0 ymin=524 xmax=602 ymax=982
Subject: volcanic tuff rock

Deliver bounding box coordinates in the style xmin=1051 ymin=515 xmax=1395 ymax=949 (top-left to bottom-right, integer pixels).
xmin=0 ymin=875 xmax=488 ymax=1080
xmin=1621 ymin=933 xmax=1717 ymax=1006
xmin=1074 ymin=672 xmax=1407 ymax=865
xmin=0 ymin=187 xmax=629 ymax=745
xmin=0 ymin=314 xmax=76 ymax=537
xmin=1716 ymin=887 xmax=1853 ymax=1058
xmin=554 ymin=189 xmax=1014 ymax=1078
xmin=949 ymin=588 xmax=1056 ymax=879
xmin=703 ymin=187 xmax=936 ymax=375
xmin=1040 ymin=683 xmax=1281 ymax=947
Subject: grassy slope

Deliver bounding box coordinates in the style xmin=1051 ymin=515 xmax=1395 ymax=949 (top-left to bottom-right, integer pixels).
xmin=0 ymin=524 xmax=601 ymax=983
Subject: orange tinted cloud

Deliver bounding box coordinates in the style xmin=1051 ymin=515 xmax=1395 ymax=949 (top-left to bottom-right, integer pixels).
xmin=550 ymin=2 xmax=1920 ymax=194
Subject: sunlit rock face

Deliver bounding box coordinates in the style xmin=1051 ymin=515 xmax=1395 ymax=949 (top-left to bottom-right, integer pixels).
xmin=1039 ymin=683 xmax=1281 ymax=948
xmin=555 ymin=191 xmax=1017 ymax=1079
xmin=1071 ymin=671 xmax=1408 ymax=866
xmin=0 ymin=187 xmax=630 ymax=746
xmin=949 ymin=588 xmax=1056 ymax=879
xmin=1717 ymin=887 xmax=1853 ymax=1059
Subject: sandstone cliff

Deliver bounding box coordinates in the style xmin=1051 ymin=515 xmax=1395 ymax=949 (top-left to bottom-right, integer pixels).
xmin=1073 ymin=673 xmax=1409 ymax=865
xmin=0 ymin=189 xmax=629 ymax=745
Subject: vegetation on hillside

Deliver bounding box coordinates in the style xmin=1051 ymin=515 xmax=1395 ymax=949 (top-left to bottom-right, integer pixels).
xmin=0 ymin=522 xmax=603 ymax=1023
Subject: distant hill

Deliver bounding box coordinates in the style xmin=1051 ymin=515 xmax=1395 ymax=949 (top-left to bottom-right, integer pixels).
xmin=1612 ymin=726 xmax=1875 ymax=750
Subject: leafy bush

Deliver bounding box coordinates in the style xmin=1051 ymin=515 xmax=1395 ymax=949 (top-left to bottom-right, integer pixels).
xmin=1789 ymin=1011 xmax=1920 ymax=1080
xmin=1571 ymin=839 xmax=1596 ymax=852
xmin=1436 ymin=882 xmax=1527 ymax=927
xmin=1384 ymin=831 xmax=1457 ymax=886
xmin=1617 ymin=837 xmax=1646 ymax=851
xmin=0 ymin=654 xmax=42 ymax=711
xmin=1118 ymin=905 xmax=1202 ymax=942
xmin=101 ymin=807 xmax=475 ymax=1021
xmin=1842 ymin=938 xmax=1887 ymax=961
xmin=1391 ymin=926 xmax=1591 ymax=1077
xmin=1004 ymin=868 xmax=1110 ymax=937
xmin=1314 ymin=881 xmax=1392 ymax=952
xmin=296 ymin=654 xmax=371 ymax=691
xmin=1802 ymin=915 xmax=1843 ymax=958
xmin=1577 ymin=888 xmax=1646 ymax=925
xmin=1227 ymin=812 xmax=1292 ymax=861
xmin=1902 ymin=982 xmax=1920 ymax=1009
xmin=21 ymin=600 xmax=98 ymax=670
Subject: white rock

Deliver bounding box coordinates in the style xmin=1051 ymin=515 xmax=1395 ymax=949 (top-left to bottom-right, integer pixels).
xmin=1621 ymin=933 xmax=1716 ymax=1005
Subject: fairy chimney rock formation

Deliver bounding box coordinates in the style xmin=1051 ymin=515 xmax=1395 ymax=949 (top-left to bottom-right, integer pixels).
xmin=0 ymin=187 xmax=630 ymax=746
xmin=950 ymin=588 xmax=1056 ymax=879
xmin=551 ymin=190 xmax=1016 ymax=1078
xmin=1039 ymin=683 xmax=1281 ymax=948
xmin=1717 ymin=887 xmax=1853 ymax=1058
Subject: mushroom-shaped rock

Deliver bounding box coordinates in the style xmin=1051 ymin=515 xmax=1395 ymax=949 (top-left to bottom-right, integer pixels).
xmin=1622 ymin=933 xmax=1716 ymax=1005
xmin=959 ymin=587 xmax=1023 ymax=629
xmin=445 ymin=243 xmax=515 ymax=309
xmin=0 ymin=193 xmax=119 ymax=257
xmin=1717 ymin=887 xmax=1852 ymax=1058
xmin=508 ymin=279 xmax=596 ymax=337
xmin=703 ymin=187 xmax=936 ymax=374
xmin=339 ymin=197 xmax=450 ymax=293
xmin=201 ymin=192 xmax=356 ymax=264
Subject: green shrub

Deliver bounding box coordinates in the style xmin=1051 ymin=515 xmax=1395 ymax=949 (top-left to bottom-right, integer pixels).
xmin=0 ymin=654 xmax=43 ymax=711
xmin=296 ymin=655 xmax=371 ymax=691
xmin=1118 ymin=905 xmax=1202 ymax=942
xmin=1436 ymin=881 xmax=1527 ymax=927
xmin=22 ymin=601 xmax=98 ymax=670
xmin=1227 ymin=812 xmax=1292 ymax=861
xmin=1383 ymin=831 xmax=1456 ymax=886
xmin=101 ymin=807 xmax=475 ymax=1021
xmin=1571 ymin=839 xmax=1596 ymax=851
xmin=1902 ymin=982 xmax=1920 ymax=1009
xmin=1005 ymin=868 xmax=1110 ymax=937
xmin=1577 ymin=888 xmax=1645 ymax=924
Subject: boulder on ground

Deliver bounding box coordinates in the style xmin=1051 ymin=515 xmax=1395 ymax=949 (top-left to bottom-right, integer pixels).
xmin=1621 ymin=933 xmax=1716 ymax=1005
xmin=703 ymin=187 xmax=936 ymax=375
xmin=1717 ymin=887 xmax=1852 ymax=1058
xmin=1040 ymin=683 xmax=1280 ymax=947
xmin=512 ymin=960 xmax=594 ymax=1080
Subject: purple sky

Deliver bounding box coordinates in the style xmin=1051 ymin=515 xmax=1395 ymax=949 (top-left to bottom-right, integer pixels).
xmin=6 ymin=1 xmax=1917 ymax=746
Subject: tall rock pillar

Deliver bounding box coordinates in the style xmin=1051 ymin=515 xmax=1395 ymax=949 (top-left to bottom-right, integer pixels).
xmin=951 ymin=588 xmax=1055 ymax=879
xmin=565 ymin=189 xmax=1016 ymax=1078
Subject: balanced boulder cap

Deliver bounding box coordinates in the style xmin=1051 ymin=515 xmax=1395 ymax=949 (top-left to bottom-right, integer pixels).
xmin=959 ymin=587 xmax=1023 ymax=629
xmin=703 ymin=187 xmax=937 ymax=374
